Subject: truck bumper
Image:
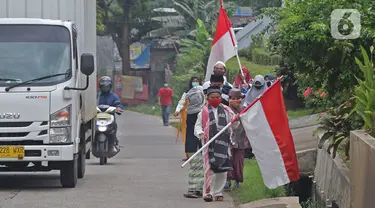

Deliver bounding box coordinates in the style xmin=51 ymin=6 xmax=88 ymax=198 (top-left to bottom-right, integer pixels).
xmin=0 ymin=144 xmax=74 ymax=162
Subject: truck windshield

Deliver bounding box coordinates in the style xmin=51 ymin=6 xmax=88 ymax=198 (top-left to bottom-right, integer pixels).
xmin=0 ymin=25 xmax=71 ymax=86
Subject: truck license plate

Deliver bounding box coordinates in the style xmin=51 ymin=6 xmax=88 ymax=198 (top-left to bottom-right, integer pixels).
xmin=0 ymin=146 xmax=24 ymax=158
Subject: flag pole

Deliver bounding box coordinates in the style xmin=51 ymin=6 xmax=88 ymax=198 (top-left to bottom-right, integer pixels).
xmin=181 ymin=122 xmax=233 ymax=168
xmin=221 ymin=0 xmax=245 ymax=84
xmin=235 ymin=45 xmax=246 ymax=84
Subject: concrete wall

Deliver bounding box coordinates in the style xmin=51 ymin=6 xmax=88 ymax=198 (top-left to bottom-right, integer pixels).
xmin=296 ymin=148 xmax=316 ymax=175
xmin=239 ymin=197 xmax=301 ymax=208
xmin=313 ymin=135 xmax=350 ymax=208
xmin=350 ymin=130 xmax=375 ymax=208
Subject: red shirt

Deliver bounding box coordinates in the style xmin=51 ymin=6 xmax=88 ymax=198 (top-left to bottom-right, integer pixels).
xmin=158 ymin=87 xmax=173 ymax=106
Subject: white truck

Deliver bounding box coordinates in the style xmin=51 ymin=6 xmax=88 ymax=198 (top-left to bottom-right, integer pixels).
xmin=0 ymin=0 xmax=97 ymax=187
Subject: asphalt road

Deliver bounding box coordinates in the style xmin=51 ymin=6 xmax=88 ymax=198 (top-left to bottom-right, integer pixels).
xmin=291 ymin=125 xmax=318 ymax=152
xmin=0 ymin=111 xmax=234 ymax=208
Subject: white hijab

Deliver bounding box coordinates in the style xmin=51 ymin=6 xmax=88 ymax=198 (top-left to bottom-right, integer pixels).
xmin=243 ymin=75 xmax=268 ymax=106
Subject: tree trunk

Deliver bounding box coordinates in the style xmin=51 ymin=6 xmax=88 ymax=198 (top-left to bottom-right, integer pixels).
xmin=122 ymin=0 xmax=131 ymax=75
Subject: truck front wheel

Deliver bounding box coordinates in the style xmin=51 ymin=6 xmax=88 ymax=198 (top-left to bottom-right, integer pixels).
xmin=78 ymin=125 xmax=86 ymax=179
xmin=60 ymin=157 xmax=78 ymax=188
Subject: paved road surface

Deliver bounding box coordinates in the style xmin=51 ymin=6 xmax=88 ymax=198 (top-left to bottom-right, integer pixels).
xmin=291 ymin=125 xmax=318 ymax=151
xmin=0 ymin=111 xmax=234 ymax=208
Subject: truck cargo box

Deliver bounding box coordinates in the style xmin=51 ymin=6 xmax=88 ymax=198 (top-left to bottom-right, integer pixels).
xmin=0 ymin=0 xmax=97 ymax=123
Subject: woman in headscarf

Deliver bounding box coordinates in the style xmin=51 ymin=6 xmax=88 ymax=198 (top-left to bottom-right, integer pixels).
xmin=233 ymin=66 xmax=252 ymax=90
xmin=264 ymin=74 xmax=275 ymax=88
xmin=243 ymin=75 xmax=268 ymax=107
xmin=174 ymin=76 xmax=205 ymax=198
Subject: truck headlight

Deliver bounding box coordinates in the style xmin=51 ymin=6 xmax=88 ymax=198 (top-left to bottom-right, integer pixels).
xmin=50 ymin=105 xmax=71 ymax=143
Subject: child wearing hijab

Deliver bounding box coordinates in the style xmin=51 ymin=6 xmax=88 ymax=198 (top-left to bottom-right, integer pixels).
xmin=233 ymin=66 xmax=252 ymax=94
xmin=243 ymin=75 xmax=268 ymax=107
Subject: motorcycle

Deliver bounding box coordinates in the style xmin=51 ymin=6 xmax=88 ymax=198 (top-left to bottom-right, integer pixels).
xmin=92 ymin=104 xmax=122 ymax=165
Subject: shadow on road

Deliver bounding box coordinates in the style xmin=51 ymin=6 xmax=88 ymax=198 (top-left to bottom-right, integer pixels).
xmin=0 ymin=173 xmax=62 ymax=189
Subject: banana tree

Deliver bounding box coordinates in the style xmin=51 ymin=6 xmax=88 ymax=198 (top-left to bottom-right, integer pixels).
xmin=353 ymin=46 xmax=375 ymax=137
xmin=172 ymin=0 xmax=237 ymax=35
xmin=176 ymin=18 xmax=212 ymax=74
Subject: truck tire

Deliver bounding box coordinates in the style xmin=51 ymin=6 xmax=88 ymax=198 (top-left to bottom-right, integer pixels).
xmin=78 ymin=124 xmax=86 ymax=179
xmin=85 ymin=149 xmax=91 ymax=159
xmin=60 ymin=157 xmax=78 ymax=188
xmin=78 ymin=148 xmax=86 ymax=178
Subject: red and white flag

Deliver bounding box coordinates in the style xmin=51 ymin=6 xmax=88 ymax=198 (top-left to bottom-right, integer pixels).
xmin=204 ymin=0 xmax=237 ymax=81
xmin=239 ymin=79 xmax=300 ymax=189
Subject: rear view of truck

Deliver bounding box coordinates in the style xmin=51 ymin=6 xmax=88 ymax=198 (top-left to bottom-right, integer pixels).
xmin=0 ymin=0 xmax=97 ymax=187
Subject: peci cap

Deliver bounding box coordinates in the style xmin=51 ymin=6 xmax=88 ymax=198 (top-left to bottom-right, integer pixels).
xmin=210 ymin=74 xmax=224 ymax=83
xmin=229 ymin=88 xmax=242 ymax=98
xmin=206 ymin=86 xmax=222 ymax=96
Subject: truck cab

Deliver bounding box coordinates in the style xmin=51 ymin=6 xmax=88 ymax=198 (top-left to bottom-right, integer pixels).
xmin=0 ymin=18 xmax=96 ymax=188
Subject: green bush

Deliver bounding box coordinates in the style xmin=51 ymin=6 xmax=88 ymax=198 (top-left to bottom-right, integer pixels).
xmin=226 ymin=57 xmax=276 ymax=81
xmin=238 ymin=47 xmax=252 ymax=60
xmin=251 ymin=48 xmax=281 ymax=66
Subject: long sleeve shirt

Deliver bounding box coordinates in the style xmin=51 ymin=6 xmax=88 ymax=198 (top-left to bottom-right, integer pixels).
xmin=194 ymin=106 xmax=233 ymax=157
xmin=175 ymin=92 xmax=187 ymax=113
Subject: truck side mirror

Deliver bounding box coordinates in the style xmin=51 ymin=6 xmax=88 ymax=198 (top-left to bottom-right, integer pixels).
xmin=80 ymin=53 xmax=94 ymax=76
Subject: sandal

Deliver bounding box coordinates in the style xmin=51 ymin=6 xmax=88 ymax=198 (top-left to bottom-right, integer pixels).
xmin=183 ymin=191 xmax=199 ymax=198
xmin=215 ymin=196 xmax=224 ymax=201
xmin=203 ymin=194 xmax=213 ymax=202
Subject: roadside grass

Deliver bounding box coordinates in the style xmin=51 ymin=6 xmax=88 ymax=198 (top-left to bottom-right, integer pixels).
xmin=301 ymin=198 xmax=322 ymax=208
xmin=226 ymin=57 xmax=276 ymax=79
xmin=230 ymin=159 xmax=286 ymax=204
xmin=128 ymin=104 xmax=323 ymax=121
xmin=170 ymin=122 xmax=179 ymax=129
xmin=287 ymin=107 xmax=325 ymax=119
xmin=126 ymin=104 xmax=161 ymax=116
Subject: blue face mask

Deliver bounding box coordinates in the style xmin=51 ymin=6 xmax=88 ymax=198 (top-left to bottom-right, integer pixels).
xmin=192 ymin=82 xmax=200 ymax=87
xmin=164 ymin=83 xmax=168 ymax=87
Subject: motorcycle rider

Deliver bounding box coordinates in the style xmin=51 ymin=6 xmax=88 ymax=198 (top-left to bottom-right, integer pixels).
xmin=97 ymin=76 xmax=122 ymax=152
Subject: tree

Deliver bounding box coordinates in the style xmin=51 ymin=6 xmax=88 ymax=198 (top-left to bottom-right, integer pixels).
xmin=265 ymin=0 xmax=375 ymax=106
xmin=97 ymin=0 xmax=161 ymax=75
xmin=176 ymin=18 xmax=212 ymax=75
xmin=172 ymin=0 xmax=236 ymax=35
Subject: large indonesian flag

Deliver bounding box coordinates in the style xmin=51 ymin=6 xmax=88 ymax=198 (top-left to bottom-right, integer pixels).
xmin=204 ymin=0 xmax=236 ymax=81
xmin=239 ymin=79 xmax=300 ymax=189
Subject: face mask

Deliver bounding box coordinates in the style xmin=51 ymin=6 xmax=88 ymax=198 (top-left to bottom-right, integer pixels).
xmin=266 ymin=81 xmax=271 ymax=87
xmin=229 ymin=99 xmax=242 ymax=107
xmin=164 ymin=83 xmax=168 ymax=87
xmin=208 ymin=97 xmax=221 ymax=108
xmin=192 ymin=82 xmax=200 ymax=87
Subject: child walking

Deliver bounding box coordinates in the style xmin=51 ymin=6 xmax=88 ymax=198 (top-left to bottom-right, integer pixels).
xmin=225 ymin=88 xmax=250 ymax=190
xmin=194 ymin=85 xmax=235 ymax=202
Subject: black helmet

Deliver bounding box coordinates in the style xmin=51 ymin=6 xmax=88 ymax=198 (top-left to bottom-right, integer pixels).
xmin=99 ymin=76 xmax=112 ymax=93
